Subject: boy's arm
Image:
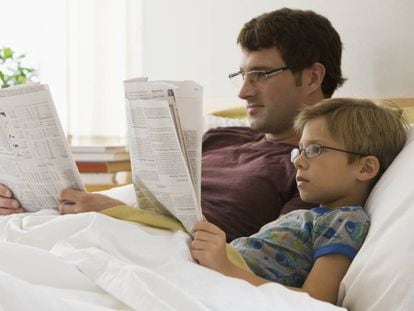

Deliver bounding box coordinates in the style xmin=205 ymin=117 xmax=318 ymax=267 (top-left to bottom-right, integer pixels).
xmin=191 ymin=220 xmax=271 ymax=286
xmin=300 ymin=254 xmax=351 ymax=304
xmin=220 ymin=252 xmax=351 ymax=303
xmin=191 ymin=220 xmax=351 ymax=304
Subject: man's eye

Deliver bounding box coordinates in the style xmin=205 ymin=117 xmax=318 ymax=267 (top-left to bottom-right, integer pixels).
xmin=256 ymin=72 xmax=267 ymax=79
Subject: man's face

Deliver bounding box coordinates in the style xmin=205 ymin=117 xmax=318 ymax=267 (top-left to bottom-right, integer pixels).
xmin=238 ymin=48 xmax=305 ymax=135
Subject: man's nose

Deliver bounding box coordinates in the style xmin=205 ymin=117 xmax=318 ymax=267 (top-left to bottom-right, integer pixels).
xmin=238 ymin=79 xmax=256 ymax=99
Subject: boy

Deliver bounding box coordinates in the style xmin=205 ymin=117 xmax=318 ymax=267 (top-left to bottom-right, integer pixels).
xmin=191 ymin=98 xmax=408 ymax=304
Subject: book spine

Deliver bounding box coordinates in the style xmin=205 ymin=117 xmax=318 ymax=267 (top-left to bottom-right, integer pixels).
xmin=76 ymin=162 xmax=108 ymax=173
xmin=76 ymin=161 xmax=131 ymax=173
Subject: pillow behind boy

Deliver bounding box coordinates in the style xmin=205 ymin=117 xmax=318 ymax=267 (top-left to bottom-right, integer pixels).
xmin=338 ymin=128 xmax=414 ymax=310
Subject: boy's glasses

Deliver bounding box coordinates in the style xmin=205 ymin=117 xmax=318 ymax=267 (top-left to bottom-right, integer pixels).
xmin=290 ymin=144 xmax=368 ymax=163
xmin=228 ymin=65 xmax=289 ymax=88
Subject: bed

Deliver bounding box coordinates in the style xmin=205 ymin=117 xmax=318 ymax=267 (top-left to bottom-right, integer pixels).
xmin=1 ymin=107 xmax=413 ymax=310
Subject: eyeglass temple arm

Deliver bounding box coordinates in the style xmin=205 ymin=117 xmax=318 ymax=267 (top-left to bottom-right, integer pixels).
xmin=228 ymin=71 xmax=241 ymax=79
xmin=323 ymin=146 xmax=368 ymax=157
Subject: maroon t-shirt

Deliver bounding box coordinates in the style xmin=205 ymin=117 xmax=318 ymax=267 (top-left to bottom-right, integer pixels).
xmin=201 ymin=126 xmax=313 ymax=242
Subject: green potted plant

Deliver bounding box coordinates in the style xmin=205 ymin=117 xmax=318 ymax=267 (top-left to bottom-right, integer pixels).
xmin=0 ymin=47 xmax=37 ymax=88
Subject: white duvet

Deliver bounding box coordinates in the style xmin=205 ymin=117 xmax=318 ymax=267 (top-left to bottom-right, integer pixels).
xmin=0 ymin=210 xmax=344 ymax=311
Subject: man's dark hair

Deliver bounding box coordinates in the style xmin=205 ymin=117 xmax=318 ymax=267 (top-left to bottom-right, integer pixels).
xmin=237 ymin=8 xmax=345 ymax=98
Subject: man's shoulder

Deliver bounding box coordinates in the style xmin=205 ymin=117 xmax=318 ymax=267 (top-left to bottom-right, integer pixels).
xmin=203 ymin=126 xmax=264 ymax=147
xmin=202 ymin=126 xmax=297 ymax=155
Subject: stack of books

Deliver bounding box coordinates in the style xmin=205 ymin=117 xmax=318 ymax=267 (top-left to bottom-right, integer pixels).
xmin=71 ymin=145 xmax=132 ymax=191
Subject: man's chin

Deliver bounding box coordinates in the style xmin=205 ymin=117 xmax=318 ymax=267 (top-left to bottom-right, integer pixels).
xmin=247 ymin=118 xmax=264 ymax=132
xmin=247 ymin=117 xmax=256 ymax=128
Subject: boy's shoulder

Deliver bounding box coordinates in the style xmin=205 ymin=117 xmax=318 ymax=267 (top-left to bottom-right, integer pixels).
xmin=275 ymin=206 xmax=370 ymax=233
xmin=312 ymin=205 xmax=370 ymax=223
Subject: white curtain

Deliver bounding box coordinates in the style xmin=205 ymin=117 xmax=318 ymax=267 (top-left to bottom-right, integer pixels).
xmin=0 ymin=0 xmax=142 ymax=142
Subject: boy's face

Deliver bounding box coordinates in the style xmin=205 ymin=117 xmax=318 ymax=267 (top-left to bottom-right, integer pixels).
xmin=293 ymin=117 xmax=363 ymax=208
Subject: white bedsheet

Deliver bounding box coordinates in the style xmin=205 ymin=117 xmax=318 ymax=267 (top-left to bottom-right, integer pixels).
xmin=0 ymin=211 xmax=344 ymax=311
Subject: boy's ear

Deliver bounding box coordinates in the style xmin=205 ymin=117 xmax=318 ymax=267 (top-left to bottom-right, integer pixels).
xmin=302 ymin=62 xmax=325 ymax=95
xmin=357 ymin=156 xmax=381 ymax=182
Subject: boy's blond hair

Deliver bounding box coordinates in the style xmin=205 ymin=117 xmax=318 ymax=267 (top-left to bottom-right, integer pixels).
xmin=294 ymin=98 xmax=409 ymax=179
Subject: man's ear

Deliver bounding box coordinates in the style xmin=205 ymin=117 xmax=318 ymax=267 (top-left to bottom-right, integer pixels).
xmin=302 ymin=62 xmax=325 ymax=95
xmin=357 ymin=155 xmax=381 ymax=182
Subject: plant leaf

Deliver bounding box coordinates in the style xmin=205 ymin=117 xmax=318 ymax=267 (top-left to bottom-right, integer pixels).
xmin=2 ymin=48 xmax=13 ymax=59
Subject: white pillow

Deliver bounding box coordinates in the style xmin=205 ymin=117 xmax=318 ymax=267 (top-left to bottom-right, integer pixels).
xmin=203 ymin=114 xmax=249 ymax=133
xmin=98 ymin=184 xmax=137 ymax=207
xmin=338 ymin=128 xmax=414 ymax=310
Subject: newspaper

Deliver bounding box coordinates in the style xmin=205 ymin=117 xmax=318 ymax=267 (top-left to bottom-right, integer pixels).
xmin=0 ymin=83 xmax=84 ymax=211
xmin=124 ymin=78 xmax=203 ymax=232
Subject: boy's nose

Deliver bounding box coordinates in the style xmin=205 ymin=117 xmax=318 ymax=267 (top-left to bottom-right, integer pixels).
xmin=293 ymin=151 xmax=307 ymax=169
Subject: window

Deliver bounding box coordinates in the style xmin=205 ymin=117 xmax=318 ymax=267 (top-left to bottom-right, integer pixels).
xmin=0 ymin=0 xmax=142 ymax=143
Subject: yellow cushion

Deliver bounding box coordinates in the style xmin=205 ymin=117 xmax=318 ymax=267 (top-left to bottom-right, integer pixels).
xmin=102 ymin=205 xmax=185 ymax=231
xmin=211 ymin=106 xmax=247 ymax=119
xmin=378 ymin=97 xmax=414 ymax=124
xmin=210 ymin=98 xmax=414 ymax=123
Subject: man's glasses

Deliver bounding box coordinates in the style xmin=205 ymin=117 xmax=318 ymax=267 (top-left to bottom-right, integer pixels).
xmin=228 ymin=65 xmax=289 ymax=88
xmin=290 ymin=143 xmax=368 ymax=163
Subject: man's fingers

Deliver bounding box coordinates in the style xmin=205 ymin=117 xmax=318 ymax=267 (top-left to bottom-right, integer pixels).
xmin=0 ymin=197 xmax=21 ymax=209
xmin=0 ymin=184 xmax=24 ymax=211
xmin=0 ymin=184 xmax=13 ymax=198
xmin=0 ymin=207 xmax=24 ymax=215
xmin=59 ymin=202 xmax=78 ymax=215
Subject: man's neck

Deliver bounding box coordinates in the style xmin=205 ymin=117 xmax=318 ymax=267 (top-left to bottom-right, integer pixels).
xmin=263 ymin=92 xmax=326 ymax=146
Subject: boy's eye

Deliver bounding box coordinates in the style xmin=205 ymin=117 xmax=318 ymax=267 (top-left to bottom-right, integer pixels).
xmin=306 ymin=145 xmax=322 ymax=157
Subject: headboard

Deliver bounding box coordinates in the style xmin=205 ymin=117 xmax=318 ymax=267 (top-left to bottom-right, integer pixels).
xmin=210 ymin=97 xmax=414 ymax=124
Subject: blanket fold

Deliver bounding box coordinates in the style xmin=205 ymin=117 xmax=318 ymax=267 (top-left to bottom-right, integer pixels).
xmin=101 ymin=205 xmax=252 ymax=272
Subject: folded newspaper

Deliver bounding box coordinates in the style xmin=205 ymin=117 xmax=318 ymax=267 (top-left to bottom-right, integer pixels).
xmin=0 ymin=83 xmax=84 ymax=211
xmin=123 ymin=78 xmax=203 ymax=232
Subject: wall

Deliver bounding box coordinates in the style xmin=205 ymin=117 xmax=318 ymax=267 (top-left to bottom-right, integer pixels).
xmin=141 ymin=0 xmax=414 ymax=112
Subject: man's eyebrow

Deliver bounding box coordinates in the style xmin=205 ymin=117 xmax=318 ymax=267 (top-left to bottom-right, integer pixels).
xmin=240 ymin=66 xmax=271 ymax=71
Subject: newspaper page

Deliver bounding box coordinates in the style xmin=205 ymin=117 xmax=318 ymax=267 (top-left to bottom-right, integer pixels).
xmin=124 ymin=78 xmax=203 ymax=232
xmin=0 ymin=83 xmax=84 ymax=211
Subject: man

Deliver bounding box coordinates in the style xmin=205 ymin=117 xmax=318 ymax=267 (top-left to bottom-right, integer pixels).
xmin=200 ymin=8 xmax=344 ymax=240
xmin=0 ymin=8 xmax=345 ymax=241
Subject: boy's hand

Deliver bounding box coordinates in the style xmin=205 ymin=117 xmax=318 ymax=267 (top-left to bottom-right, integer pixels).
xmin=58 ymin=188 xmax=126 ymax=214
xmin=0 ymin=183 xmax=24 ymax=215
xmin=191 ymin=220 xmax=232 ymax=274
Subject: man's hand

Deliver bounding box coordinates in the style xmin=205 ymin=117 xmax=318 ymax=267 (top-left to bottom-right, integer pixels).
xmin=0 ymin=183 xmax=24 ymax=215
xmin=58 ymin=188 xmax=126 ymax=214
xmin=191 ymin=220 xmax=233 ymax=274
